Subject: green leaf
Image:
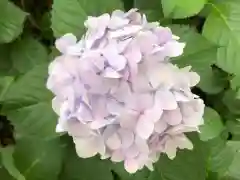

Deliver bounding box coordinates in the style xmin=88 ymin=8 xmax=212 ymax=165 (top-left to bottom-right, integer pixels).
xmin=10 ymin=37 xmax=48 ymax=74
xmin=1 ymin=64 xmax=57 ymax=138
xmin=203 ymin=0 xmax=240 ymax=76
xmin=222 ymin=141 xmax=240 ymax=179
xmin=207 ymin=136 xmax=235 ymax=175
xmin=226 ymin=120 xmax=240 ymax=136
xmin=230 ymin=75 xmax=240 ymax=92
xmin=134 ymin=0 xmax=163 ymax=21
xmin=59 ymin=143 xmax=113 ymax=180
xmin=172 ymin=25 xmax=217 ymax=71
xmin=51 ymin=0 xmax=123 ymax=38
xmin=0 ymin=146 xmax=25 ymax=180
xmin=0 ymin=76 xmax=14 ymax=101
xmin=199 ymin=107 xmax=224 ymax=141
xmin=161 ymin=0 xmax=206 ymax=19
xmin=0 ymin=1 xmax=27 ymax=43
xmin=222 ymin=90 xmax=240 ymax=115
xmin=0 ymin=45 xmax=13 ymax=76
xmin=13 ymin=137 xmax=63 ymax=180
xmin=150 ymin=133 xmax=208 ymax=180
xmin=197 ymin=67 xmax=228 ymax=94
xmin=171 ymin=25 xmax=225 ymax=94
xmin=225 ymin=153 xmax=240 ymax=179
xmin=0 ymin=167 xmax=15 ymax=180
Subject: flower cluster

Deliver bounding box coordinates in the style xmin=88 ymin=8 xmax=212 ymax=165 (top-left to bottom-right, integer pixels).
xmin=47 ymin=9 xmax=205 ymax=173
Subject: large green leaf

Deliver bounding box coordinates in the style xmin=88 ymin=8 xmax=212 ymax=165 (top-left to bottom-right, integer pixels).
xmin=161 ymin=0 xmax=206 ymax=19
xmin=203 ymin=0 xmax=240 ymax=76
xmin=199 ymin=107 xmax=224 ymax=141
xmin=0 ymin=76 xmax=14 ymax=101
xmin=10 ymin=37 xmax=48 ymax=74
xmin=222 ymin=90 xmax=240 ymax=115
xmin=0 ymin=167 xmax=15 ymax=180
xmin=13 ymin=137 xmax=63 ymax=180
xmin=207 ymin=136 xmax=235 ymax=175
xmin=149 ymin=133 xmax=208 ymax=180
xmin=0 ymin=1 xmax=27 ymax=43
xmin=1 ymin=64 xmax=57 ymax=138
xmin=222 ymin=141 xmax=240 ymax=179
xmin=226 ymin=120 xmax=240 ymax=136
xmin=171 ymin=25 xmax=225 ymax=94
xmin=171 ymin=25 xmax=217 ymax=71
xmin=0 ymin=146 xmax=25 ymax=180
xmin=134 ymin=0 xmax=163 ymax=21
xmin=0 ymin=45 xmax=13 ymax=76
xmin=51 ymin=0 xmax=123 ymax=38
xmin=59 ymin=143 xmax=113 ymax=180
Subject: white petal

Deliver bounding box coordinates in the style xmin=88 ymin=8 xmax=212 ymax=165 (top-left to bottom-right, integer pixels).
xmin=124 ymin=159 xmax=139 ymax=174
xmin=164 ymin=41 xmax=185 ymax=57
xmin=164 ymin=138 xmax=177 ymax=159
xmin=52 ymin=97 xmax=62 ymax=115
xmin=55 ymin=33 xmax=77 ymax=53
xmin=56 ymin=122 xmax=65 ymax=133
xmin=173 ymin=91 xmax=190 ymax=102
xmin=74 ymin=137 xmax=104 ymax=158
xmin=174 ymin=135 xmax=193 ymax=150
xmin=188 ymin=72 xmax=200 ymax=87
xmin=112 ymin=9 xmax=125 ymax=17
xmin=166 ymin=124 xmax=198 ymax=135
xmin=108 ymin=16 xmax=129 ymax=29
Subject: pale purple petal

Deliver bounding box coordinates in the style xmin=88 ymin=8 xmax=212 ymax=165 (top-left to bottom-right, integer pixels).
xmin=119 ymin=110 xmax=138 ymax=129
xmin=102 ymin=67 xmax=122 ymax=78
xmin=118 ymin=129 xmax=134 ymax=148
xmin=111 ymin=150 xmax=124 ymax=162
xmin=155 ymin=90 xmax=178 ymax=110
xmin=136 ymin=115 xmax=154 ymax=139
xmin=154 ymin=119 xmax=167 ymax=133
xmin=106 ymin=133 xmax=122 ymax=150
xmin=161 ymin=108 xmax=182 ymax=126
xmin=109 ymin=25 xmax=142 ymax=38
xmin=125 ymin=145 xmax=139 ymax=158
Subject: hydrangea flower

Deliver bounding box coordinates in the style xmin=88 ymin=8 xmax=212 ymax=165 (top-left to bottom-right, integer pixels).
xmin=47 ymin=8 xmax=205 ymax=173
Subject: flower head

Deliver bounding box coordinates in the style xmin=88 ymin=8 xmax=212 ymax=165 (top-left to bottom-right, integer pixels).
xmin=47 ymin=9 xmax=204 ymax=173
